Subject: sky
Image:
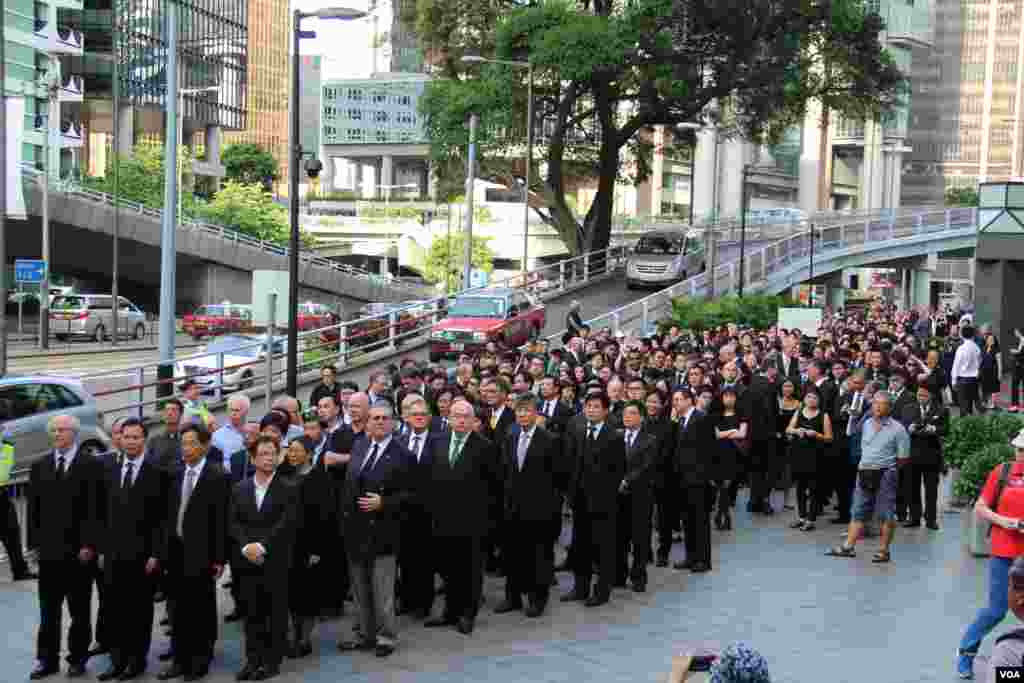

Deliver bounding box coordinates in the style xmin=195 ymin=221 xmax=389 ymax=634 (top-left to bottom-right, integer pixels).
xmin=292 ymin=0 xmax=376 ymax=79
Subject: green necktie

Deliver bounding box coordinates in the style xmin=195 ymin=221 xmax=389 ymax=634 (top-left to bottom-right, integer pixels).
xmin=449 ymin=434 xmax=466 ymax=466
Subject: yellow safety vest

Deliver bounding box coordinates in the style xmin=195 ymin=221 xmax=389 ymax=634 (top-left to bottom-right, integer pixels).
xmin=0 ymin=443 xmax=14 ymax=487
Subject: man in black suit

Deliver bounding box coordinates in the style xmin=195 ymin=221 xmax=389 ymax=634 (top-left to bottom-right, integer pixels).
xmin=561 ymin=392 xmax=626 ymax=607
xmin=496 ymin=395 xmax=566 ymax=617
xmin=616 ymin=401 xmax=657 ymax=592
xmin=97 ymin=417 xmax=169 ymax=681
xmin=537 ymin=376 xmax=573 ymax=437
xmin=396 ymin=397 xmax=441 ymax=620
xmin=744 ymin=368 xmax=779 ymax=514
xmin=337 ymin=402 xmax=413 ymax=657
xmin=901 ymin=384 xmax=948 ymax=530
xmin=479 ymin=377 xmax=512 ymax=572
xmin=831 ymin=372 xmax=867 ymax=525
xmin=224 ymin=421 xmax=260 ymax=624
xmin=775 ymin=338 xmax=802 ymax=386
xmin=148 ymin=400 xmax=186 ymax=474
xmin=424 ymin=400 xmax=503 ymax=634
xmin=159 ymin=423 xmax=229 ymax=681
xmin=28 ymin=414 xmax=104 ymax=680
xmin=672 ymin=388 xmax=714 ymax=573
xmin=229 ymin=436 xmax=300 ymax=681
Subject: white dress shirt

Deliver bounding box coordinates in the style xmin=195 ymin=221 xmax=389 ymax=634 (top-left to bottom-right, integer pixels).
xmin=407 ymin=430 xmax=428 ymax=462
xmin=121 ymin=454 xmax=144 ymax=487
xmin=182 ymin=457 xmax=206 ymax=496
xmin=952 ymin=338 xmax=982 ymax=384
xmin=254 ymin=472 xmax=275 ymax=510
xmin=54 ymin=444 xmax=79 ymax=471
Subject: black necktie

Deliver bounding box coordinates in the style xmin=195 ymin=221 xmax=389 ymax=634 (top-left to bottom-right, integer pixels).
xmin=55 ymin=455 xmax=66 ymax=480
xmin=361 ymin=444 xmax=380 ymax=474
xmin=122 ymin=461 xmax=134 ymax=490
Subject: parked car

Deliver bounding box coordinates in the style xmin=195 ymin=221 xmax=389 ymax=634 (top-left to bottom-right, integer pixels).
xmin=0 ymin=376 xmax=110 ymax=473
xmin=182 ymin=302 xmax=254 ymax=340
xmin=175 ymin=334 xmax=287 ymax=393
xmin=345 ymin=303 xmax=420 ymax=349
xmin=625 ymin=229 xmax=706 ymax=290
xmin=50 ymin=294 xmax=148 ymax=342
xmin=296 ymin=302 xmax=339 ymax=331
xmin=429 ymin=288 xmax=546 ymax=362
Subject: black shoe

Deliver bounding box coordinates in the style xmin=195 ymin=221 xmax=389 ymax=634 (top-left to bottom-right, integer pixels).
xmin=584 ymin=593 xmax=609 ymax=607
xmin=295 ymin=642 xmax=312 ymax=658
xmin=375 ymin=643 xmax=395 ymax=657
xmin=154 ymin=591 xmax=166 ymax=603
xmin=927 ymin=521 xmax=940 ymax=530
xmin=158 ymin=649 xmax=175 ymax=662
xmin=631 ymin=581 xmax=646 ymax=593
xmin=613 ymin=579 xmax=627 ymax=588
xmin=554 ymin=559 xmax=571 ymax=572
xmin=184 ymin=671 xmax=208 ymax=682
xmin=689 ymin=562 xmax=710 ymax=573
xmin=761 ymin=504 xmax=775 ymax=516
xmin=830 ymin=517 xmax=850 ymax=525
xmin=456 ymin=617 xmax=475 ymax=635
xmin=118 ymin=664 xmax=146 ymax=680
xmin=160 ymin=617 xmax=171 ymax=627
xmin=525 ymin=602 xmax=546 ymax=618
xmin=98 ymin=664 xmax=126 ymax=682
xmin=30 ymin=661 xmax=58 ymax=680
xmin=903 ymin=519 xmax=922 ymax=528
xmin=66 ymin=662 xmax=87 ymax=678
xmin=559 ymin=588 xmax=589 ymax=602
xmin=235 ymin=663 xmax=258 ymax=681
xmin=337 ymin=639 xmax=375 ymax=651
xmin=224 ymin=610 xmax=244 ymax=623
xmin=423 ymin=616 xmax=456 ymax=628
xmin=655 ymin=556 xmax=668 ymax=568
xmin=250 ymin=666 xmax=279 ymax=681
xmin=158 ymin=664 xmax=185 ymax=680
xmin=13 ymin=570 xmax=38 ymax=581
xmin=672 ymin=560 xmax=693 ymax=571
xmin=87 ymin=645 xmax=110 ymax=659
xmin=493 ymin=599 xmax=522 ymax=614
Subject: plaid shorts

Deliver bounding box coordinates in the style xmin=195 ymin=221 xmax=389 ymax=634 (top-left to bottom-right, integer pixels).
xmin=851 ymin=467 xmax=899 ymax=522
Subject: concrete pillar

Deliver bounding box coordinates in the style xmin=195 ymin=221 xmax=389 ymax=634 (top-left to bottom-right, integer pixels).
xmin=355 ymin=163 xmax=364 ymax=198
xmin=798 ymin=99 xmax=824 ymax=214
xmin=419 ymin=161 xmax=428 ymax=197
xmin=693 ymin=126 xmax=719 ymax=221
xmin=912 ymin=268 xmax=932 ymax=309
xmin=116 ymin=104 xmax=135 ymax=156
xmin=379 ymin=257 xmax=388 ymax=275
xmin=427 ymin=160 xmax=437 ymax=201
xmin=320 ymin=156 xmax=334 ymax=193
xmin=381 ymin=155 xmax=394 ymax=196
xmin=204 ymin=125 xmax=222 ymax=166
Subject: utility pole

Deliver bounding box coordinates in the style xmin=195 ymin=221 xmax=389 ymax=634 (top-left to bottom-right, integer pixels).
xmin=0 ymin=0 xmax=8 ymax=375
xmin=157 ymin=0 xmax=179 ymax=397
xmin=39 ymin=57 xmax=55 ymax=348
xmin=808 ymin=223 xmax=818 ymax=307
xmin=111 ymin=19 xmax=121 ymax=347
xmin=463 ymin=113 xmax=478 ymax=289
xmin=738 ymin=165 xmax=750 ymax=298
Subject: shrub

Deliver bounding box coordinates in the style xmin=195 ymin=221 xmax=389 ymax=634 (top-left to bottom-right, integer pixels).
xmin=954 ymin=443 xmax=1015 ymax=502
xmin=944 ymin=414 xmax=1024 ymax=470
xmin=663 ymin=293 xmax=795 ymax=332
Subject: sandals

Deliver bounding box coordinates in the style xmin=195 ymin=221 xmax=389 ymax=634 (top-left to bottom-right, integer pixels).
xmin=872 ymin=550 xmax=891 ymax=563
xmin=825 ymin=545 xmax=856 ymax=558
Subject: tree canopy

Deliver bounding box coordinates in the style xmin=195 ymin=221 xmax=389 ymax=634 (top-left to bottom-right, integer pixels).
xmin=423 ymin=232 xmax=495 ymax=292
xmin=222 ymin=143 xmax=279 ymax=189
xmin=416 ymin=0 xmax=906 ymax=255
xmin=945 ymin=186 xmax=979 ymax=207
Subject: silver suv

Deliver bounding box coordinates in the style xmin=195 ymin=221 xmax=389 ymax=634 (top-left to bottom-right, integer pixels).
xmin=50 ymin=294 xmax=147 ymax=342
xmin=0 ymin=376 xmax=110 ymax=475
xmin=626 ymin=229 xmax=706 ymax=289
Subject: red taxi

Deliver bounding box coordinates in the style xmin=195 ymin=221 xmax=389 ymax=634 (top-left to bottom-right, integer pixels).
xmin=429 ymin=288 xmax=545 ymax=362
xmin=183 ymin=302 xmax=253 ymax=340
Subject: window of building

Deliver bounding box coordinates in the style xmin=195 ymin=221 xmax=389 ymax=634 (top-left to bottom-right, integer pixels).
xmin=348 ymin=108 xmax=362 ymax=120
xmin=348 ymin=88 xmax=363 ymax=101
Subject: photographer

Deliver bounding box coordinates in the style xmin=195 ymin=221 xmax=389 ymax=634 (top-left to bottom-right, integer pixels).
xmin=957 ymin=429 xmax=1024 ymax=679
xmin=667 ymin=643 xmax=770 ymax=683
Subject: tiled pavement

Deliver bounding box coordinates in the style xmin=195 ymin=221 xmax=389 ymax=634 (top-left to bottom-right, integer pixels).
xmin=1 ymin=489 xmax=1016 ymax=683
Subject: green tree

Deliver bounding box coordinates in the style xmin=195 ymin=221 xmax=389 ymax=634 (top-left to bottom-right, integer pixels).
xmin=417 ymin=0 xmax=905 ymax=255
xmin=222 ymin=143 xmax=279 ymax=189
xmin=666 ymin=294 xmax=794 ymax=332
xmin=945 ymin=186 xmax=979 ymax=207
xmin=83 ymin=142 xmax=201 ymax=216
xmin=197 ymin=181 xmax=313 ymax=246
xmin=424 ymin=233 xmax=495 ymax=292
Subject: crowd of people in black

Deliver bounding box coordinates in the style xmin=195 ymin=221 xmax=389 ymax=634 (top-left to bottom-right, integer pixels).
xmin=23 ymin=298 xmax=976 ymax=681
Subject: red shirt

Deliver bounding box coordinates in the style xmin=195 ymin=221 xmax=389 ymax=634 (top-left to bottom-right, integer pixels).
xmin=981 ymin=461 xmax=1024 ymax=559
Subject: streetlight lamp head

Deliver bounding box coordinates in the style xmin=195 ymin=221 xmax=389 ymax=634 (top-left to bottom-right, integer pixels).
xmin=310 ymin=7 xmax=367 ymax=19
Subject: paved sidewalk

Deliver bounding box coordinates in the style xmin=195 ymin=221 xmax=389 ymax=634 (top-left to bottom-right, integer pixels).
xmin=0 ymin=490 xmax=1011 ymax=683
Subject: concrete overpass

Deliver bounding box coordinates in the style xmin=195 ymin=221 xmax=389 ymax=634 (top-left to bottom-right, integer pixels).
xmin=8 ymin=174 xmax=434 ymax=315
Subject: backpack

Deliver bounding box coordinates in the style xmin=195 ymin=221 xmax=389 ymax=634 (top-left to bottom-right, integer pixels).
xmin=994 ymin=627 xmax=1024 ymax=665
xmin=987 ymin=462 xmax=1014 ymax=538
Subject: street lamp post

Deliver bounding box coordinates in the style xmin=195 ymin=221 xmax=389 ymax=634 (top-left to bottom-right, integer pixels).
xmin=461 ymin=55 xmax=533 ymax=274
xmin=807 ymin=223 xmax=820 ymax=307
xmin=288 ymin=7 xmax=367 ymax=396
xmin=178 ymin=85 xmax=219 ymax=225
xmin=738 ymin=164 xmax=751 ymax=298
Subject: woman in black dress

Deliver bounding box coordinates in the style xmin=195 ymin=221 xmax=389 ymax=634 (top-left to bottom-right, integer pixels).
xmin=980 ymin=330 xmax=1002 ymax=411
xmin=785 ymin=387 xmax=833 ymax=532
xmin=776 ymin=379 xmax=801 ymax=511
xmin=713 ymin=387 xmax=748 ymax=531
xmin=282 ymin=437 xmax=332 ymax=658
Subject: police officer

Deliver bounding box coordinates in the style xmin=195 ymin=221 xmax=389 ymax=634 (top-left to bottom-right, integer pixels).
xmin=0 ymin=428 xmax=34 ymax=581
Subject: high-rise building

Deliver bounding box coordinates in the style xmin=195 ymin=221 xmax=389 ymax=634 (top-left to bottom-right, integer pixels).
xmin=77 ymin=0 xmax=247 ymax=182
xmin=906 ymin=0 xmax=1024 ymax=195
xmin=2 ymin=0 xmax=86 ymax=190
xmin=223 ymin=0 xmax=290 ymax=189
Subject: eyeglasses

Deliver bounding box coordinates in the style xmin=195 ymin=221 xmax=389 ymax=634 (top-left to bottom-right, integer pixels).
xmin=369 ymin=415 xmax=392 ymax=421
xmin=409 ymin=412 xmax=430 ymax=418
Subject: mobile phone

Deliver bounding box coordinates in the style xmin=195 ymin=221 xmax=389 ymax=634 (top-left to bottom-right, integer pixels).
xmin=689 ymin=655 xmax=717 ymax=672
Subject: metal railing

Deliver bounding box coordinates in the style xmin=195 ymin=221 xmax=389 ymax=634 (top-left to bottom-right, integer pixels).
xmin=66 ymin=244 xmax=630 ymax=427
xmin=551 ymin=207 xmax=979 ymax=339
xmin=19 ymin=169 xmax=431 ymax=296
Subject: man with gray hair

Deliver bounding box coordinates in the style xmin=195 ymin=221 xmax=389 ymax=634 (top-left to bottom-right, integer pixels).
xmin=28 ymin=414 xmax=105 ymax=680
xmin=212 ymin=394 xmax=250 ymax=472
xmin=827 ymin=390 xmax=910 ymax=563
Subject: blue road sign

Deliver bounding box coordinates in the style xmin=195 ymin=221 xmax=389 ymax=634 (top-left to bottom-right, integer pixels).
xmin=14 ymin=260 xmax=45 ymax=283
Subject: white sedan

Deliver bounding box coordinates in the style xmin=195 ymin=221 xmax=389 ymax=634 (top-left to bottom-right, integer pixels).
xmin=175 ymin=334 xmax=287 ymax=393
